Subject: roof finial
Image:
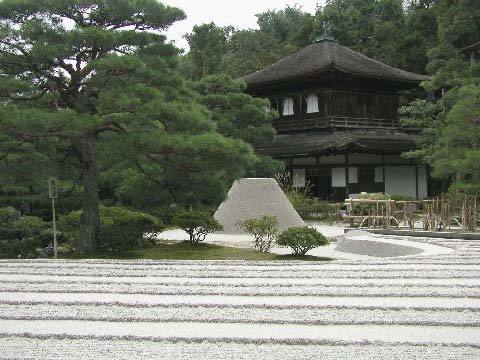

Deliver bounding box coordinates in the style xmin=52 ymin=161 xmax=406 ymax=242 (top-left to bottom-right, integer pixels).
xmin=314 ymin=21 xmax=335 ymax=42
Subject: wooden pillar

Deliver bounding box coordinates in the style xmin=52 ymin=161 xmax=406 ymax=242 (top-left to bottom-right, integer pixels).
xmin=345 ymin=152 xmax=350 ymax=198
xmin=415 ymin=164 xmax=419 ymax=199
xmin=382 ymin=154 xmax=386 ymax=194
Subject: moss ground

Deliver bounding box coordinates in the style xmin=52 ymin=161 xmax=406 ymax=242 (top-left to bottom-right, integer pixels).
xmin=59 ymin=240 xmax=332 ymax=261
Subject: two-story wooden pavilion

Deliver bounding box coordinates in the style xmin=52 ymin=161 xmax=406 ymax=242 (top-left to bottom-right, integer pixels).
xmin=241 ymin=38 xmax=431 ymax=201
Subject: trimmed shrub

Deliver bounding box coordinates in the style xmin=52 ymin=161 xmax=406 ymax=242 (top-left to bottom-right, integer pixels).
xmin=60 ymin=206 xmax=163 ymax=252
xmin=0 ymin=214 xmax=51 ymax=258
xmin=173 ymin=210 xmax=223 ymax=245
xmin=239 ymin=215 xmax=278 ymax=253
xmin=8 ymin=237 xmax=43 ymax=258
xmin=276 ymin=226 xmax=329 ymax=255
xmin=99 ymin=207 xmax=163 ymax=251
xmin=0 ymin=207 xmax=20 ymax=224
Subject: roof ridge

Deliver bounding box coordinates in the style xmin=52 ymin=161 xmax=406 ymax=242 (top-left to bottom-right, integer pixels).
xmin=339 ymin=44 xmax=429 ymax=79
xmin=239 ymin=42 xmax=319 ymax=81
xmin=241 ymin=40 xmax=430 ymax=86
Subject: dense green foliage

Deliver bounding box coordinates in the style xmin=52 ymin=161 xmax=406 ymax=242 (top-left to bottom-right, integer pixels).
xmin=0 ymin=207 xmax=51 ymax=257
xmin=192 ymin=75 xmax=284 ymax=176
xmin=286 ymin=190 xmax=335 ymax=220
xmin=400 ymin=0 xmax=480 ymax=195
xmin=276 ymin=172 xmax=334 ymax=220
xmin=239 ymin=215 xmax=278 ymax=252
xmin=172 ymin=210 xmax=223 ymax=245
xmin=277 ymin=227 xmax=329 ymax=255
xmin=60 ymin=206 xmax=163 ymax=252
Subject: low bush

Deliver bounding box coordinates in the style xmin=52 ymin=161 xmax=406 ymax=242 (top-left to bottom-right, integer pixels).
xmin=60 ymin=206 xmax=163 ymax=252
xmin=0 ymin=213 xmax=51 ymax=258
xmin=8 ymin=237 xmax=43 ymax=258
xmin=285 ymin=190 xmax=335 ymax=221
xmin=0 ymin=207 xmax=20 ymax=224
xmin=276 ymin=226 xmax=329 ymax=255
xmin=276 ymin=171 xmax=334 ymax=221
xmin=239 ymin=215 xmax=278 ymax=253
xmin=173 ymin=210 xmax=223 ymax=246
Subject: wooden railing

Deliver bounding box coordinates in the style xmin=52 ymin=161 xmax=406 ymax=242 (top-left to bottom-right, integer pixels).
xmin=272 ymin=115 xmax=414 ymax=132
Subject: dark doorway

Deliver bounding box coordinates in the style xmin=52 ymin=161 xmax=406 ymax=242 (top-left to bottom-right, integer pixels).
xmin=306 ymin=168 xmax=332 ymax=200
xmin=357 ymin=166 xmax=384 ymax=193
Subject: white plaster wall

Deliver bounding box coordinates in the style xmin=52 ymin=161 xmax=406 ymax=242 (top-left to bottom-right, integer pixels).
xmin=332 ymin=167 xmax=346 ymax=187
xmin=385 ymin=166 xmax=416 ymax=197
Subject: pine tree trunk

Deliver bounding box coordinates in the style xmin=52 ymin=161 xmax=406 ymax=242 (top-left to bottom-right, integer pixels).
xmin=72 ymin=136 xmax=100 ymax=254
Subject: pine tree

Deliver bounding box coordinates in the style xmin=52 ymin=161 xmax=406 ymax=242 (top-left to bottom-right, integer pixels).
xmin=0 ymin=0 xmax=258 ymax=253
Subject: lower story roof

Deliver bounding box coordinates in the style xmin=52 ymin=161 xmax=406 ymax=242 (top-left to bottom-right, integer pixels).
xmin=256 ymin=130 xmax=419 ymax=157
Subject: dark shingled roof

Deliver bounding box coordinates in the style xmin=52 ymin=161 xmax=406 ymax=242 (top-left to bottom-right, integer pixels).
xmin=241 ymin=39 xmax=430 ymax=86
xmin=257 ymin=130 xmax=419 ymax=157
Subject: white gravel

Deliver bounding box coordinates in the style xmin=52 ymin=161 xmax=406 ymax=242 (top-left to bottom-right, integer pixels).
xmin=1 ymin=233 xmax=479 ymax=359
xmin=2 ymin=320 xmax=480 ymax=345
xmin=2 ymin=337 xmax=479 ymax=360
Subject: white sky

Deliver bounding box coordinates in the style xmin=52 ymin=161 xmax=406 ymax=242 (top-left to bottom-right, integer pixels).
xmin=161 ymin=0 xmax=323 ymax=52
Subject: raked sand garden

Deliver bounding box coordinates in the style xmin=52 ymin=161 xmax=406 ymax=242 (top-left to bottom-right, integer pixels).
xmin=0 ymin=231 xmax=479 ymax=359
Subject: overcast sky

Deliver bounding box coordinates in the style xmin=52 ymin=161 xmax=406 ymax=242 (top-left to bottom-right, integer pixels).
xmin=161 ymin=0 xmax=324 ymax=52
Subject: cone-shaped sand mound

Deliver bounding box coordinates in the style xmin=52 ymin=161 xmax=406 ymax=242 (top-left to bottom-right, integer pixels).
xmin=214 ymin=178 xmax=305 ymax=234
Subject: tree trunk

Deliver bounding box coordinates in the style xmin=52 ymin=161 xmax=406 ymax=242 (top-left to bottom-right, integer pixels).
xmin=72 ymin=135 xmax=100 ymax=254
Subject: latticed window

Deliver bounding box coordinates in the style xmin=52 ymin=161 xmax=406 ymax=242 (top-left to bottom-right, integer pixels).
xmin=306 ymin=93 xmax=319 ymax=113
xmin=282 ymin=97 xmax=294 ymax=116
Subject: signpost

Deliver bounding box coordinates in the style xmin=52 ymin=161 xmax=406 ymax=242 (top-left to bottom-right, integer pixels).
xmin=49 ymin=177 xmax=58 ymax=259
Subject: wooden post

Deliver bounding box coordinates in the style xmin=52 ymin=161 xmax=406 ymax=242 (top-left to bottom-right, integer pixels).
xmin=48 ymin=177 xmax=58 ymax=259
xmin=415 ymin=165 xmax=419 ymax=199
xmin=382 ymin=154 xmax=386 ymax=194
xmin=345 ymin=154 xmax=349 ymax=194
xmin=350 ymin=198 xmax=354 ymax=228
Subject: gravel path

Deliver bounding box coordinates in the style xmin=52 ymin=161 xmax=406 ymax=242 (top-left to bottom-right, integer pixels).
xmin=1 ymin=235 xmax=480 ymax=359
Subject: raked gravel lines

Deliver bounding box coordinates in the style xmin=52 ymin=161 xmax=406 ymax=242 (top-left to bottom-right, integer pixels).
xmin=1 ymin=235 xmax=480 ymax=359
xmin=1 ymin=337 xmax=480 ymax=360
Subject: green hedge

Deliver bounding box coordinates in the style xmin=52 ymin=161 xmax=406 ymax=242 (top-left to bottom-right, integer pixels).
xmin=60 ymin=206 xmax=163 ymax=252
xmin=286 ymin=190 xmax=334 ymax=220
xmin=0 ymin=208 xmax=51 ymax=258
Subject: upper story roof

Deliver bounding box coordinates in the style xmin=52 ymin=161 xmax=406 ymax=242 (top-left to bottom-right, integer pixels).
xmin=240 ymin=39 xmax=430 ymax=88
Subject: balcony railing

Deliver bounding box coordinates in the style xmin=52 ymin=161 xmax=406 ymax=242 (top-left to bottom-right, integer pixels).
xmin=272 ymin=116 xmax=414 ymax=132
